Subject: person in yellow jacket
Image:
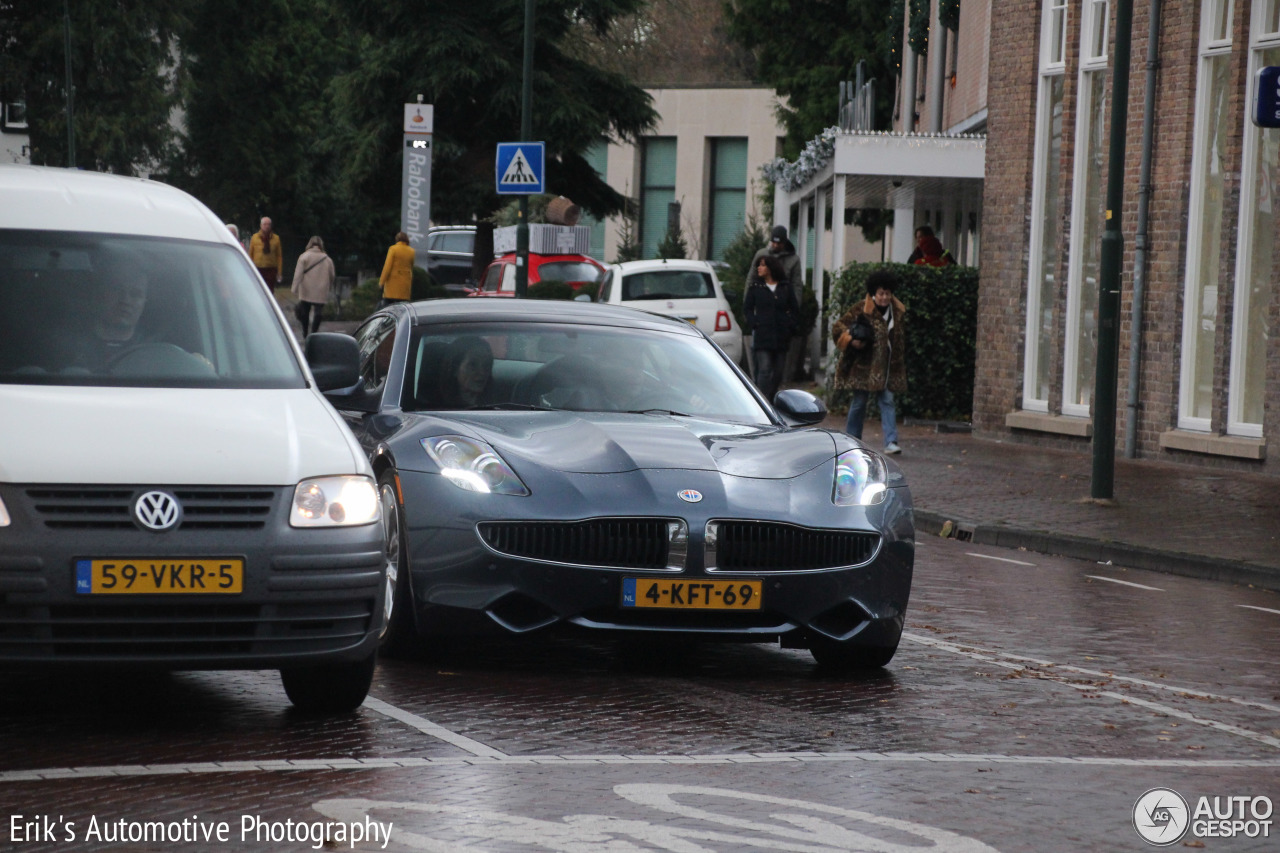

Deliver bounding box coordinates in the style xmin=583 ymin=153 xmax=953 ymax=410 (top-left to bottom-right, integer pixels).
xmin=248 ymin=217 xmax=283 ymax=287
xmin=379 ymin=232 xmax=416 ymax=307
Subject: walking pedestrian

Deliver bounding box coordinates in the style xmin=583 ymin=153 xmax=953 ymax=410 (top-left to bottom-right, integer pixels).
xmin=743 ymin=254 xmax=799 ymax=403
xmin=746 ymin=224 xmax=802 ymax=293
xmin=249 ymin=217 xmax=284 ymax=288
xmin=378 ymin=231 xmax=415 ymax=308
xmin=291 ymin=236 xmax=336 ymax=340
xmin=832 ymin=269 xmax=908 ymax=454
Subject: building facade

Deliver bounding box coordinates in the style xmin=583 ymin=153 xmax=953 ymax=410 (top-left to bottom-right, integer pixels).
xmin=980 ymin=0 xmax=1279 ymax=473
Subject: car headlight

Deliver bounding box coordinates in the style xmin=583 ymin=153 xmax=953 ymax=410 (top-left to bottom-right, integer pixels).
xmin=290 ymin=475 xmax=381 ymax=527
xmin=833 ymin=449 xmax=888 ymax=506
xmin=0 ymin=496 xmax=9 ymax=527
xmin=421 ymin=436 xmax=530 ymax=495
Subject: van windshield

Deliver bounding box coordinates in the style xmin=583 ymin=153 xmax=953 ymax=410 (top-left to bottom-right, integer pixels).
xmin=0 ymin=230 xmax=306 ymax=388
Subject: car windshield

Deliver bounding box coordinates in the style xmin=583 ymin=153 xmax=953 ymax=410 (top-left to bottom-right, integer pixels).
xmin=402 ymin=321 xmax=770 ymax=423
xmin=622 ymin=269 xmax=714 ymax=301
xmin=537 ymin=262 xmax=602 ymax=285
xmin=0 ymin=230 xmax=305 ymax=388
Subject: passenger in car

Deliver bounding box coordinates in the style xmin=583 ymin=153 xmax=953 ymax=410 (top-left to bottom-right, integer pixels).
xmin=438 ymin=336 xmax=494 ymax=408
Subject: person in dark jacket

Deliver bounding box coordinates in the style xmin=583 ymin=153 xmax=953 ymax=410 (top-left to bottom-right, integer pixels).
xmin=831 ymin=269 xmax=907 ymax=454
xmin=743 ymin=254 xmax=799 ymax=402
xmin=747 ymin=224 xmax=802 ymax=292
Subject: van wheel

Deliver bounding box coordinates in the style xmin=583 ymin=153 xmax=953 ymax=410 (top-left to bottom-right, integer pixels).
xmin=377 ymin=471 xmax=417 ymax=657
xmin=280 ymin=651 xmax=376 ymax=714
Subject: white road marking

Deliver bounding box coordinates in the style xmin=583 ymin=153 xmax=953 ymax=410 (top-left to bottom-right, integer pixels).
xmin=5 ymin=753 xmax=1280 ymax=782
xmin=363 ymin=696 xmax=508 ymax=758
xmin=965 ymin=552 xmax=1036 ymax=566
xmin=903 ymin=633 xmax=1280 ymax=748
xmin=1085 ymin=575 xmax=1164 ymax=591
xmin=1239 ymin=604 xmax=1280 ymax=616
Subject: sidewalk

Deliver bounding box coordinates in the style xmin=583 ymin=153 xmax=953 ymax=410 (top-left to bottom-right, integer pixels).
xmin=826 ymin=413 xmax=1280 ymax=592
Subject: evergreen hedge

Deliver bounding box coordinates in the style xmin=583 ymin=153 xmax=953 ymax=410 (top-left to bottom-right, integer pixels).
xmin=824 ymin=262 xmax=979 ymax=421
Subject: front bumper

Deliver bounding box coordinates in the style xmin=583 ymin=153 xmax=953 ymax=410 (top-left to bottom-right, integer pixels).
xmin=0 ymin=484 xmax=386 ymax=668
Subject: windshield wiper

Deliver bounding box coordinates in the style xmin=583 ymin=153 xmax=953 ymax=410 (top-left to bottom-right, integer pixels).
xmin=623 ymin=408 xmax=693 ymax=417
xmin=469 ymin=402 xmax=555 ymax=411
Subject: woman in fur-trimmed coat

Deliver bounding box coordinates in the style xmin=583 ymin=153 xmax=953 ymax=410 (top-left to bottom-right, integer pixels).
xmin=831 ymin=269 xmax=907 ymax=454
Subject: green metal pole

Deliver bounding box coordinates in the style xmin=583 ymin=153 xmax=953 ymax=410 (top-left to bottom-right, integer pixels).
xmin=1092 ymin=0 xmax=1133 ymax=500
xmin=515 ymin=0 xmax=535 ymax=298
xmin=64 ymin=0 xmax=75 ymax=168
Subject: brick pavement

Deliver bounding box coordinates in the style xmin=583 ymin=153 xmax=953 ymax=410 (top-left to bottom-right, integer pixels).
xmin=829 ymin=413 xmax=1280 ymax=591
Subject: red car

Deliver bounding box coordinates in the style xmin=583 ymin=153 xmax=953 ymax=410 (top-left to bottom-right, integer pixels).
xmin=468 ymin=253 xmax=605 ymax=297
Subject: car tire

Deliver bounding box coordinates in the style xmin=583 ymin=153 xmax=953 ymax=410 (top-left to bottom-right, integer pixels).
xmin=279 ymin=651 xmax=376 ymax=714
xmin=807 ymin=636 xmax=897 ymax=670
xmin=377 ymin=470 xmax=418 ymax=658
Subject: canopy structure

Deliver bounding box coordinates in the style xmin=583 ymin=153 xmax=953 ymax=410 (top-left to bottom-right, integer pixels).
xmin=772 ymin=129 xmax=986 ymax=374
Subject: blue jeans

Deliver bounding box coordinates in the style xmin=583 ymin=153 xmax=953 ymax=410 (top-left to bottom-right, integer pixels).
xmin=753 ymin=348 xmax=785 ymax=402
xmin=845 ymin=389 xmax=897 ymax=446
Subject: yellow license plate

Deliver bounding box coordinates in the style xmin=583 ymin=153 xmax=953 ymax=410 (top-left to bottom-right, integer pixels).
xmin=75 ymin=559 xmax=244 ymax=594
xmin=622 ymin=578 xmax=762 ymax=610
xmin=681 ymin=316 xmax=698 ymax=326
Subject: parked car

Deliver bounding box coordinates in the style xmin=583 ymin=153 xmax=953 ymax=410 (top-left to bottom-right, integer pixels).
xmin=469 ymin=252 xmax=605 ymax=297
xmin=316 ymin=298 xmax=914 ymax=669
xmin=424 ymin=225 xmax=477 ymax=293
xmin=596 ymin=258 xmax=744 ymax=365
xmin=0 ymin=165 xmax=390 ymax=714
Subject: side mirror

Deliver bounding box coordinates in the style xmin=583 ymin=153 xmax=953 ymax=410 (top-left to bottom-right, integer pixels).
xmin=773 ymin=388 xmax=827 ymax=426
xmin=304 ymin=332 xmax=360 ymax=392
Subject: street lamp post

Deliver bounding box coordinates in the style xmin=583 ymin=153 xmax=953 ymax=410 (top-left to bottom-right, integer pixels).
xmin=515 ymin=0 xmax=535 ymax=298
xmin=63 ymin=0 xmax=75 ymax=167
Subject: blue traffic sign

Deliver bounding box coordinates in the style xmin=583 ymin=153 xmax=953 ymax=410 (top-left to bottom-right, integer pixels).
xmin=1255 ymin=67 xmax=1280 ymax=128
xmin=495 ymin=142 xmax=545 ymax=194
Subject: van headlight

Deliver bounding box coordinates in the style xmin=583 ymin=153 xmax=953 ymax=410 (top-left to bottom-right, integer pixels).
xmin=833 ymin=449 xmax=888 ymax=506
xmin=290 ymin=476 xmax=381 ymax=527
xmin=421 ymin=436 xmax=530 ymax=495
xmin=0 ymin=496 xmax=9 ymax=527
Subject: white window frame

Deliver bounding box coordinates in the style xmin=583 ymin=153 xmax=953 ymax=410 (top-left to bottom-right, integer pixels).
xmin=1177 ymin=0 xmax=1235 ymax=432
xmin=1021 ymin=0 xmax=1069 ymax=412
xmin=1061 ymin=0 xmax=1111 ymax=418
xmin=1227 ymin=0 xmax=1278 ymax=437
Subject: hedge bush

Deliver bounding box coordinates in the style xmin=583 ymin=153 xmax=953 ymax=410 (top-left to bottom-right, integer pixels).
xmin=824 ymin=262 xmax=979 ymax=421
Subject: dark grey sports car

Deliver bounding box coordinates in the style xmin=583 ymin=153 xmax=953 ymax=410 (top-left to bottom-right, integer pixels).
xmin=310 ymin=299 xmax=913 ymax=668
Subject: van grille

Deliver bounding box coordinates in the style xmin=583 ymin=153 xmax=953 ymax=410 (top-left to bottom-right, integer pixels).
xmin=478 ymin=518 xmax=686 ymax=570
xmin=25 ymin=487 xmax=276 ymax=530
xmin=707 ymin=521 xmax=880 ymax=572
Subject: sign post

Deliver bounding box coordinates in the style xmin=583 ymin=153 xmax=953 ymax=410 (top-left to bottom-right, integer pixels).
xmin=495 ymin=141 xmax=544 ymax=298
xmin=401 ymin=101 xmax=433 ymax=251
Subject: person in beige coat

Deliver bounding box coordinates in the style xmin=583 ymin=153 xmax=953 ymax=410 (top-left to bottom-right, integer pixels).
xmin=291 ymin=236 xmax=336 ymax=339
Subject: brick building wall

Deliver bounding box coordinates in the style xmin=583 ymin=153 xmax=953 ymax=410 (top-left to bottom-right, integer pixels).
xmin=977 ymin=0 xmax=1280 ymax=475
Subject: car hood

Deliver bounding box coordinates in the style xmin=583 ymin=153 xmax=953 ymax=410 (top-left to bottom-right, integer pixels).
xmin=401 ymin=411 xmax=838 ymax=479
xmin=0 ymin=386 xmax=367 ymax=485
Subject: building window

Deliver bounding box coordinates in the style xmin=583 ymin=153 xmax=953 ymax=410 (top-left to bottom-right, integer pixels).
xmin=1178 ymin=0 xmax=1234 ymax=430
xmin=580 ymin=140 xmax=608 ymax=261
xmin=1022 ymin=0 xmax=1068 ymax=412
xmin=640 ymin=138 xmax=677 ymax=260
xmin=1229 ymin=0 xmax=1279 ymax=436
xmin=1 ymin=100 xmax=27 ymax=133
xmin=707 ymin=138 xmax=747 ymax=262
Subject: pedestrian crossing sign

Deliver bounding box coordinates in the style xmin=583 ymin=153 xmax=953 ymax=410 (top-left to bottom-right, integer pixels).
xmin=495 ymin=142 xmax=545 ymax=194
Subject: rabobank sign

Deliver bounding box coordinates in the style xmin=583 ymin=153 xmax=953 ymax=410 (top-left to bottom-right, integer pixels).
xmin=401 ymin=102 xmax=433 ymax=248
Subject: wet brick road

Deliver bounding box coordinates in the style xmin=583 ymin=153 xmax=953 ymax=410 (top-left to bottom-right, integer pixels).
xmin=2 ymin=535 xmax=1278 ymax=851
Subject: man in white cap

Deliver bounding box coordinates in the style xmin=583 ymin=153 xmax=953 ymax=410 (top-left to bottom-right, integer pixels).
xmin=747 ymin=224 xmax=802 ymax=291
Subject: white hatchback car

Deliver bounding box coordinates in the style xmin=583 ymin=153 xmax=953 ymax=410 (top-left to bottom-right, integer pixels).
xmin=596 ymin=259 xmax=744 ymax=364
xmin=0 ymin=166 xmax=390 ymax=714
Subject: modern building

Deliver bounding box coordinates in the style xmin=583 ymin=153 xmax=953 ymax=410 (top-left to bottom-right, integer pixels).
xmin=0 ymin=97 xmax=29 ymax=164
xmin=979 ymin=0 xmax=1279 ymax=474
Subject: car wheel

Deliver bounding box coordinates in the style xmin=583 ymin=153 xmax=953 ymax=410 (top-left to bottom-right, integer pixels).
xmin=377 ymin=471 xmax=417 ymax=657
xmin=279 ymin=651 xmax=376 ymax=714
xmin=808 ymin=636 xmax=897 ymax=670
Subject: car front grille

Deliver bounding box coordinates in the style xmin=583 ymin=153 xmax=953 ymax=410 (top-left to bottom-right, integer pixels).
xmin=706 ymin=520 xmax=880 ymax=572
xmin=478 ymin=518 xmax=687 ymax=570
xmin=25 ymin=487 xmax=276 ymax=530
xmin=0 ymin=600 xmax=374 ymax=659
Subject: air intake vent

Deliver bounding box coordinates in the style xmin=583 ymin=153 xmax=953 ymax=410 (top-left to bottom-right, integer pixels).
xmin=707 ymin=521 xmax=880 ymax=572
xmin=478 ymin=518 xmax=687 ymax=570
xmin=26 ymin=487 xmax=276 ymax=530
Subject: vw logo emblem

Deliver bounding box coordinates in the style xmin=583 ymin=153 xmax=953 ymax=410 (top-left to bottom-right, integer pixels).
xmin=677 ymin=489 xmax=703 ymax=503
xmin=135 ymin=491 xmax=182 ymax=531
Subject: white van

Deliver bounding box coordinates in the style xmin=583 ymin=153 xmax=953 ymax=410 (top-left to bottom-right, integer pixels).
xmin=0 ymin=166 xmax=390 ymax=713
